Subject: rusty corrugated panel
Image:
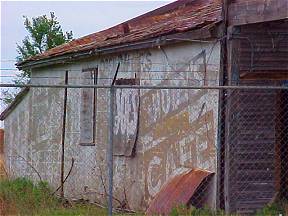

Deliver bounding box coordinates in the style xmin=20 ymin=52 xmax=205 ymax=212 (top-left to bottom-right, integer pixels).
xmin=19 ymin=0 xmax=222 ymax=65
xmin=146 ymin=169 xmax=214 ymax=216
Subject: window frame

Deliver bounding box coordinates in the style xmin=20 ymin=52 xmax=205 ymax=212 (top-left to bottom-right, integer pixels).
xmin=79 ymin=67 xmax=98 ymax=146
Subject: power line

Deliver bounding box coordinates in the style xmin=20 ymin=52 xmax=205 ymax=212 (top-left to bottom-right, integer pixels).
xmin=0 ymin=65 xmax=220 ymax=71
xmin=0 ymin=75 xmax=282 ymax=83
xmin=0 ymin=83 xmax=288 ymax=90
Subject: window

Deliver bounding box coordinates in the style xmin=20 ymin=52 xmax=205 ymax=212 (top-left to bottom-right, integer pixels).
xmin=113 ymin=77 xmax=140 ymax=156
xmin=79 ymin=67 xmax=98 ymax=146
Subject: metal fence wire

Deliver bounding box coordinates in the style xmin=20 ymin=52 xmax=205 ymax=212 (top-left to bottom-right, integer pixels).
xmin=218 ymin=87 xmax=288 ymax=214
xmin=2 ymin=83 xmax=288 ymax=215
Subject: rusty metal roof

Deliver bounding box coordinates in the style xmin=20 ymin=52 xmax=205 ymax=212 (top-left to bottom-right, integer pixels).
xmin=146 ymin=168 xmax=214 ymax=215
xmin=18 ymin=0 xmax=222 ymax=67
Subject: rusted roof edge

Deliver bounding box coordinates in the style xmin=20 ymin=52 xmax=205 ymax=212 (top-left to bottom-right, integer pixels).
xmin=17 ymin=25 xmax=219 ymax=70
xmin=0 ymin=87 xmax=30 ymax=121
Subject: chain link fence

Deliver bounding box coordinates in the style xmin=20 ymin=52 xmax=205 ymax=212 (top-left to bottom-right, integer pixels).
xmin=218 ymin=87 xmax=288 ymax=214
xmin=2 ymin=83 xmax=288 ymax=215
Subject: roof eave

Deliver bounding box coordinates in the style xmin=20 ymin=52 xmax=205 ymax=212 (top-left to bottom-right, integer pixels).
xmin=17 ymin=24 xmax=221 ymax=70
xmin=0 ymin=87 xmax=30 ymax=121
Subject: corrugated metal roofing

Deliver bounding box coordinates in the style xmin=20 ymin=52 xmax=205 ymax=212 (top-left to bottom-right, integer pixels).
xmin=146 ymin=169 xmax=214 ymax=215
xmin=18 ymin=0 xmax=222 ymax=66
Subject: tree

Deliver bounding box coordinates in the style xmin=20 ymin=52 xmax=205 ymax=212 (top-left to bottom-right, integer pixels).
xmin=1 ymin=12 xmax=73 ymax=105
xmin=17 ymin=12 xmax=73 ymax=78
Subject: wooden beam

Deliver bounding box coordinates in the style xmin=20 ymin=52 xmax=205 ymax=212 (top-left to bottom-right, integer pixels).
xmin=228 ymin=0 xmax=288 ymax=26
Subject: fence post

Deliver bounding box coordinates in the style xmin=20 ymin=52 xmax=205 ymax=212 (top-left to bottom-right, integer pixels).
xmin=60 ymin=70 xmax=68 ymax=198
xmin=108 ymin=63 xmax=120 ymax=216
xmin=108 ymin=85 xmax=115 ymax=216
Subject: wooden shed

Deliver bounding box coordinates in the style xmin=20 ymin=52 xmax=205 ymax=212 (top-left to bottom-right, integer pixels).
xmin=219 ymin=1 xmax=288 ymax=213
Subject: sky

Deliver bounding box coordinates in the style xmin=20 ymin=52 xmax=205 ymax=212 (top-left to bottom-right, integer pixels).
xmin=0 ymin=0 xmax=171 ymax=126
xmin=1 ymin=1 xmax=171 ymax=80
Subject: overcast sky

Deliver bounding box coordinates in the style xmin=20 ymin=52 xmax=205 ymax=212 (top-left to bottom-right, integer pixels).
xmin=0 ymin=1 xmax=171 ymax=124
xmin=1 ymin=1 xmax=171 ymax=80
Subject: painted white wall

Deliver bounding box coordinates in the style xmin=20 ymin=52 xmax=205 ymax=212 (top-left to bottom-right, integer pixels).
xmin=4 ymin=41 xmax=221 ymax=210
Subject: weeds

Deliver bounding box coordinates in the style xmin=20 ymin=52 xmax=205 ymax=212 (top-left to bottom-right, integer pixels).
xmin=169 ymin=202 xmax=288 ymax=216
xmin=39 ymin=203 xmax=108 ymax=216
xmin=0 ymin=177 xmax=58 ymax=215
xmin=256 ymin=201 xmax=287 ymax=216
xmin=169 ymin=204 xmax=226 ymax=216
xmin=8 ymin=178 xmax=286 ymax=216
xmin=0 ymin=177 xmax=143 ymax=216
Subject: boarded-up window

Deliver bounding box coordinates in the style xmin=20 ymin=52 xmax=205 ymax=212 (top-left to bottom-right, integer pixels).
xmin=113 ymin=78 xmax=139 ymax=156
xmin=79 ymin=68 xmax=98 ymax=146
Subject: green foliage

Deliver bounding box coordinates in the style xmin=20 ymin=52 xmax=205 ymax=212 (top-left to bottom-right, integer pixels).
xmin=16 ymin=12 xmax=73 ymax=78
xmin=0 ymin=89 xmax=15 ymax=105
xmin=169 ymin=205 xmax=226 ymax=216
xmin=39 ymin=203 xmax=144 ymax=216
xmin=0 ymin=74 xmax=29 ymax=106
xmin=1 ymin=12 xmax=73 ymax=106
xmin=39 ymin=204 xmax=108 ymax=216
xmin=256 ymin=202 xmax=286 ymax=216
xmin=0 ymin=178 xmax=144 ymax=216
xmin=170 ymin=203 xmax=288 ymax=216
xmin=0 ymin=177 xmax=58 ymax=215
xmin=17 ymin=12 xmax=73 ymax=67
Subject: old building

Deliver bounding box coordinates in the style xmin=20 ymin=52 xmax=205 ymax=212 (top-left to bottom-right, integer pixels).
xmin=1 ymin=0 xmax=287 ymax=214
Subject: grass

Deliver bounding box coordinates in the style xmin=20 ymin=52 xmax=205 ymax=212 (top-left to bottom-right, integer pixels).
xmin=37 ymin=204 xmax=109 ymax=216
xmin=169 ymin=204 xmax=227 ymax=216
xmin=256 ymin=201 xmax=287 ymax=216
xmin=0 ymin=177 xmax=59 ymax=215
xmin=0 ymin=177 xmax=144 ymax=216
xmin=169 ymin=202 xmax=288 ymax=216
xmin=5 ymin=177 xmax=286 ymax=216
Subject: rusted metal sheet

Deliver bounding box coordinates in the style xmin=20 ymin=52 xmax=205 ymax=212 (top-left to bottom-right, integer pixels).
xmin=18 ymin=0 xmax=222 ymax=65
xmin=146 ymin=169 xmax=214 ymax=215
